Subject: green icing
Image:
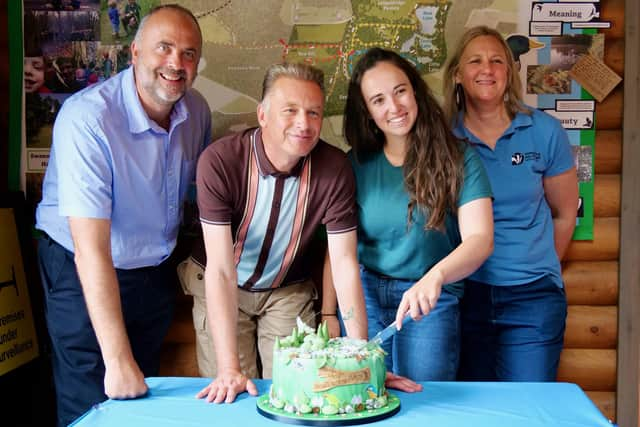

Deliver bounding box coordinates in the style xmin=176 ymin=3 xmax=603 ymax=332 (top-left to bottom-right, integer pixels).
xmin=266 ymin=319 xmax=388 ymax=415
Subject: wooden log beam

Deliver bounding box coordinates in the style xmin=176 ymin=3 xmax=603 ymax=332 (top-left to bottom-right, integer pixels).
xmin=557 ymin=349 xmax=617 ymax=391
xmin=600 ymin=0 xmax=624 ymax=39
xmin=595 ymin=130 xmax=622 ymax=174
xmin=604 ymin=37 xmax=624 ymax=76
xmin=564 ymin=305 xmax=618 ymax=349
xmin=563 ymin=261 xmax=619 ymax=305
xmin=159 ymin=343 xmax=199 ymax=377
xmin=595 ymin=87 xmax=623 ymax=130
xmin=594 ymin=174 xmax=621 ymax=218
xmin=585 ymin=391 xmax=616 ymax=422
xmin=566 ymin=217 xmax=619 ymax=261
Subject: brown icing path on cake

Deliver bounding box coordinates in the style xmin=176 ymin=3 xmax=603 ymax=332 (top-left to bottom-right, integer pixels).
xmin=312 ymin=367 xmax=371 ymax=391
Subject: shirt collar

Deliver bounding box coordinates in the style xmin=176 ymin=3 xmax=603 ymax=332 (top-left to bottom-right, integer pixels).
xmin=253 ymin=128 xmax=306 ymax=178
xmin=452 ymin=110 xmax=533 ymax=144
xmin=122 ymin=66 xmax=189 ymax=134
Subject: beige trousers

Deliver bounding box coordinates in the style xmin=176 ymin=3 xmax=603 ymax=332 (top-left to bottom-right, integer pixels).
xmin=177 ymin=257 xmax=317 ymax=379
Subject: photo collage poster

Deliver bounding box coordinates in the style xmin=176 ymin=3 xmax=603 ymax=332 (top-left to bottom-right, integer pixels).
xmin=21 ymin=0 xmax=607 ymax=239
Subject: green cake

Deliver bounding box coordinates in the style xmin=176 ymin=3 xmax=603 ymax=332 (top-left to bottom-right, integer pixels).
xmin=265 ymin=319 xmax=389 ymax=416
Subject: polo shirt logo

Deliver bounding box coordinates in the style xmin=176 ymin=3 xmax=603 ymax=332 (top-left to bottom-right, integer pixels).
xmin=512 ymin=152 xmax=524 ymax=165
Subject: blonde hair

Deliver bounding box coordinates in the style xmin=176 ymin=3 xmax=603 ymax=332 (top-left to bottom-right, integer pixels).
xmin=443 ymin=26 xmax=529 ymax=126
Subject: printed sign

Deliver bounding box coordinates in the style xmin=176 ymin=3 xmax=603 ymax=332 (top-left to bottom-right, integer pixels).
xmin=0 ymin=209 xmax=39 ymax=376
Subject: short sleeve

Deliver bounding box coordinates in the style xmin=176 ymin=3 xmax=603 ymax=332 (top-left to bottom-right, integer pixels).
xmin=55 ymin=106 xmax=113 ymax=219
xmin=458 ymin=144 xmax=493 ymax=207
xmin=196 ymin=144 xmax=233 ymax=224
xmin=544 ymin=115 xmax=575 ymax=177
xmin=322 ymin=152 xmax=358 ymax=234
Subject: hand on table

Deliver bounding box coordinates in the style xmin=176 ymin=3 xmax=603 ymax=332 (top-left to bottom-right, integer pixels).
xmin=104 ymin=356 xmax=148 ymax=399
xmin=196 ymin=368 xmax=258 ymax=403
xmin=384 ymin=372 xmax=423 ymax=393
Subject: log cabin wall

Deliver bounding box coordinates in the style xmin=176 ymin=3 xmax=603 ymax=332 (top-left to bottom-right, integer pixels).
xmin=555 ymin=0 xmax=624 ymax=420
xmin=158 ymin=0 xmax=639 ymax=424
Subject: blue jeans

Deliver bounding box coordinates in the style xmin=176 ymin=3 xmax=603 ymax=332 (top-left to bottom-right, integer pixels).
xmin=360 ymin=266 xmax=460 ymax=381
xmin=38 ymin=235 xmax=175 ymax=427
xmin=458 ymin=276 xmax=567 ymax=382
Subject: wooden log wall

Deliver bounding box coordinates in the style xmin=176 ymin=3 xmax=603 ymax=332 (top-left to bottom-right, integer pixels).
xmin=159 ymin=0 xmax=625 ymax=422
xmin=557 ymin=0 xmax=623 ymax=420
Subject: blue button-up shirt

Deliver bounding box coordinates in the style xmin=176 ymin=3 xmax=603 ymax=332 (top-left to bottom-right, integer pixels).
xmin=36 ymin=67 xmax=211 ymax=269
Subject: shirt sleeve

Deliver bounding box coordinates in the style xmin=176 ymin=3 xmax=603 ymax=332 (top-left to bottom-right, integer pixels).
xmin=544 ymin=115 xmax=575 ymax=177
xmin=55 ymin=105 xmax=113 ymax=219
xmin=196 ymin=144 xmax=234 ymax=224
xmin=458 ymin=144 xmax=493 ymax=207
xmin=323 ymin=152 xmax=358 ymax=234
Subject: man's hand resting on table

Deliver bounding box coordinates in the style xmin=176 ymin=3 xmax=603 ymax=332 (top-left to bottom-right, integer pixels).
xmin=196 ymin=368 xmax=258 ymax=403
xmin=385 ymin=372 xmax=423 ymax=392
xmin=104 ymin=356 xmax=148 ymax=399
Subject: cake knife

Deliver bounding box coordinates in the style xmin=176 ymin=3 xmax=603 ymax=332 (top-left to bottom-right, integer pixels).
xmin=364 ymin=314 xmax=413 ymax=348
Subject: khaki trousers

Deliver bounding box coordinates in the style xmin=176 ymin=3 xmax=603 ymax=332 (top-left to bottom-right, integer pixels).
xmin=177 ymin=257 xmax=317 ymax=378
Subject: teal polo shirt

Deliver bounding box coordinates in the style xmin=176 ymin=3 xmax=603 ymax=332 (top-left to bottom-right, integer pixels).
xmin=349 ymin=144 xmax=492 ymax=297
xmin=453 ymin=108 xmax=575 ymax=287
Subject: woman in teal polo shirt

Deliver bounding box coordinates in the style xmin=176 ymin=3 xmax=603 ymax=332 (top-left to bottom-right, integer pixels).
xmin=324 ymin=48 xmax=494 ymax=381
xmin=444 ymin=26 xmax=579 ymax=381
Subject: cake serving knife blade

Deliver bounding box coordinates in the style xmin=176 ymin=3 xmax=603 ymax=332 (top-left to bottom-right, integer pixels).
xmin=363 ymin=314 xmax=412 ymax=348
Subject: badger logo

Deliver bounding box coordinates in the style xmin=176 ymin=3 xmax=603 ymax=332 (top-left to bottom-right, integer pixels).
xmin=511 ymin=153 xmax=524 ymax=165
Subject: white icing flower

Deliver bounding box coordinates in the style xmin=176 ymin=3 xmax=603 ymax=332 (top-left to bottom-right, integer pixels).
xmin=311 ymin=396 xmax=324 ymax=408
xmin=351 ymin=395 xmax=362 ymax=405
xmin=296 ymin=317 xmax=315 ymax=335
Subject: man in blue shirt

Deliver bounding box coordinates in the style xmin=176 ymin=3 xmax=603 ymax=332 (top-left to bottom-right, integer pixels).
xmin=35 ymin=5 xmax=211 ymax=426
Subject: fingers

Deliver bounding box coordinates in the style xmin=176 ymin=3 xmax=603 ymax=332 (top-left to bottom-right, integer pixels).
xmin=384 ymin=372 xmax=424 ymax=393
xmin=196 ymin=374 xmax=253 ymax=404
xmin=224 ymin=388 xmax=238 ymax=404
xmin=246 ymin=379 xmax=259 ymax=396
xmin=397 ymin=285 xmax=440 ymax=328
xmin=195 ymin=384 xmax=210 ymax=399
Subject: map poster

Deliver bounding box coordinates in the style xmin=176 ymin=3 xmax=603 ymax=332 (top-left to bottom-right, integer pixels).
xmin=0 ymin=209 xmax=39 ymax=376
xmin=19 ymin=0 xmax=600 ymax=239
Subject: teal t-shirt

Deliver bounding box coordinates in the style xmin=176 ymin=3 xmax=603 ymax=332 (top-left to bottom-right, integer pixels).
xmin=348 ymin=144 xmax=492 ymax=297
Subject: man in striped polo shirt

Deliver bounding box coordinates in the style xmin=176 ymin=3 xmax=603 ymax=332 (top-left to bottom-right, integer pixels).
xmin=193 ymin=62 xmax=368 ymax=403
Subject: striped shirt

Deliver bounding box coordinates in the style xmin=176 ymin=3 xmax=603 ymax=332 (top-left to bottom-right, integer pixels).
xmin=195 ymin=128 xmax=357 ymax=290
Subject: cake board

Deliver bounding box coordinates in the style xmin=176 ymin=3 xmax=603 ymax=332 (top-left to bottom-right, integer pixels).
xmin=256 ymin=393 xmax=400 ymax=426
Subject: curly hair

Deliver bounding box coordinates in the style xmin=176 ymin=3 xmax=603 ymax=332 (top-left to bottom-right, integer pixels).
xmin=344 ymin=47 xmax=464 ymax=230
xmin=443 ymin=25 xmax=529 ymax=126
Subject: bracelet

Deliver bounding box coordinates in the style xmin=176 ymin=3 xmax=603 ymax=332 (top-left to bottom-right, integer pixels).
xmin=321 ymin=313 xmax=337 ymax=317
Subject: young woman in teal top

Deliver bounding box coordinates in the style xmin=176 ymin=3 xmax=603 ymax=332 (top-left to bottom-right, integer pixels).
xmin=323 ymin=48 xmax=494 ymax=380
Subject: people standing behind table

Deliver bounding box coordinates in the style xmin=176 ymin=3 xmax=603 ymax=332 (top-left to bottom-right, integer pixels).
xmin=443 ymin=26 xmax=578 ymax=382
xmin=323 ymin=48 xmax=494 ymax=381
xmin=35 ymin=6 xmax=211 ymax=426
xmin=186 ymin=61 xmax=421 ymax=404
xmin=188 ymin=62 xmax=367 ymax=403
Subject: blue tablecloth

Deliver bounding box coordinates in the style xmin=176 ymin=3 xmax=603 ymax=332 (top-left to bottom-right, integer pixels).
xmin=71 ymin=377 xmax=614 ymax=426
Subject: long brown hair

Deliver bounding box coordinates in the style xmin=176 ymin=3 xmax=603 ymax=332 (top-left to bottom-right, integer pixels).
xmin=344 ymin=47 xmax=463 ymax=230
xmin=443 ymin=26 xmax=529 ymax=126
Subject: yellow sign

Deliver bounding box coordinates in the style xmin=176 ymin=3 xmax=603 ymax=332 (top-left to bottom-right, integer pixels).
xmin=0 ymin=208 xmax=39 ymax=376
